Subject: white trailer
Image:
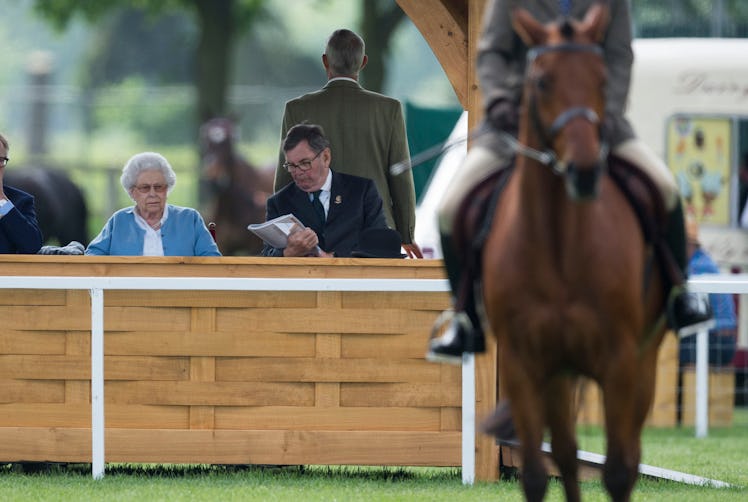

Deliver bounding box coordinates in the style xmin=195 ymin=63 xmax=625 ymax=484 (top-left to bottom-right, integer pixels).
xmin=627 ymin=39 xmax=748 ymax=270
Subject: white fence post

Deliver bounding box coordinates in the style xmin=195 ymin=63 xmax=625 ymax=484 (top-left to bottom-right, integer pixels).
xmin=695 ymin=327 xmax=709 ymax=438
xmin=461 ymin=353 xmax=476 ymax=485
xmin=90 ymin=288 xmax=105 ymax=479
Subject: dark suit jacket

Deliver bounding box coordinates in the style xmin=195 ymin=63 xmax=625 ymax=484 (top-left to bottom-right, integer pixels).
xmin=274 ymin=79 xmax=417 ymax=244
xmin=262 ymin=171 xmax=387 ymax=257
xmin=0 ymin=185 xmax=44 ymax=254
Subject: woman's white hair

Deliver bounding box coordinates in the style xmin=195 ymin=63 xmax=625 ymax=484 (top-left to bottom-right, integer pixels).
xmin=120 ymin=152 xmax=177 ymax=197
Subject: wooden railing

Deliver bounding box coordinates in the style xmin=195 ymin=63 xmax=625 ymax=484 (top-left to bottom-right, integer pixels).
xmin=3 ymin=257 xmax=721 ymax=481
xmin=0 ymin=257 xmax=495 ymax=479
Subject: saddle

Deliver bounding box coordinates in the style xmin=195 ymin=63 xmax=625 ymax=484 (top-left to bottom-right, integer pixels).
xmin=607 ymin=154 xmax=680 ymax=291
xmin=452 ymin=154 xmax=680 ymax=298
xmin=450 ymin=167 xmax=511 ymax=311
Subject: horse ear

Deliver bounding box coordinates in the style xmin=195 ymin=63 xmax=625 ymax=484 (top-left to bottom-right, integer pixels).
xmin=578 ymin=3 xmax=610 ymax=43
xmin=512 ymin=8 xmax=547 ymax=47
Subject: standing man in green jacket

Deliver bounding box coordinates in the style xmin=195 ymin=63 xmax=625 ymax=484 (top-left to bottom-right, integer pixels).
xmin=274 ymin=28 xmax=422 ymax=258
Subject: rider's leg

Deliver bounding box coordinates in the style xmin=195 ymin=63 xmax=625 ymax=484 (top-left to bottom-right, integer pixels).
xmin=426 ymin=146 xmax=503 ymax=364
xmin=613 ymin=139 xmax=712 ymax=330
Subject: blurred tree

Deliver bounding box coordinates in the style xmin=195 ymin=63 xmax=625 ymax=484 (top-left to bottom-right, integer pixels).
xmin=358 ymin=0 xmax=406 ymax=93
xmin=75 ymin=8 xmax=196 ymax=144
xmin=32 ymin=0 xmax=266 ymax=122
xmin=82 ymin=8 xmax=195 ymax=87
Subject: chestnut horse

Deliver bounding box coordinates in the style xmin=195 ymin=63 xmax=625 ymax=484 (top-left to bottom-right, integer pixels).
xmin=482 ymin=6 xmax=666 ymax=502
xmin=199 ymin=117 xmax=274 ymax=255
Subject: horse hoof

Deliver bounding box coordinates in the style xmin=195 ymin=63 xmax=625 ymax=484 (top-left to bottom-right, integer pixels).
xmin=480 ymin=400 xmax=518 ymax=442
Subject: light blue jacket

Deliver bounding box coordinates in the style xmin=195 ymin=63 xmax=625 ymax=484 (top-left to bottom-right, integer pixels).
xmin=85 ymin=204 xmax=221 ymax=256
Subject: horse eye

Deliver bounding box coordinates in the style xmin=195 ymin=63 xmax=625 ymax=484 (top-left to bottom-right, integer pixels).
xmin=535 ymin=76 xmax=551 ymax=93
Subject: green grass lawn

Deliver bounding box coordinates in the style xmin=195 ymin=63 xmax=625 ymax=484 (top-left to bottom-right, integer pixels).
xmin=1 ymin=410 xmax=745 ymax=501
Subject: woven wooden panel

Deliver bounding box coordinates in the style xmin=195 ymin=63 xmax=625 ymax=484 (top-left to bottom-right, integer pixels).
xmin=0 ymin=257 xmax=469 ymax=470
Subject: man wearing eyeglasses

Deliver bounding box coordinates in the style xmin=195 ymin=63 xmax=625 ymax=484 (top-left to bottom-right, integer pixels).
xmin=274 ymin=29 xmax=422 ymax=259
xmin=262 ymin=123 xmax=388 ymax=257
xmin=0 ymin=133 xmax=43 ymax=254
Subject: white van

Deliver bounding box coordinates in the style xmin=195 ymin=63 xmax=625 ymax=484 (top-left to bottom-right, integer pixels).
xmin=415 ymin=38 xmax=748 ymax=265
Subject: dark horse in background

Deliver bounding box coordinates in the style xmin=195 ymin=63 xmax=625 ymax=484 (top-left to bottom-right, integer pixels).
xmin=481 ymin=6 xmax=666 ymax=501
xmin=5 ymin=166 xmax=88 ymax=246
xmin=199 ymin=117 xmax=274 ymax=255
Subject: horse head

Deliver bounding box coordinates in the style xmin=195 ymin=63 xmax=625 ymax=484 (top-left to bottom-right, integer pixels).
xmin=197 ymin=116 xmax=274 ymax=255
xmin=513 ymin=4 xmax=609 ymax=200
xmin=200 ymin=116 xmax=239 ymax=152
xmin=199 ymin=117 xmax=241 ymax=191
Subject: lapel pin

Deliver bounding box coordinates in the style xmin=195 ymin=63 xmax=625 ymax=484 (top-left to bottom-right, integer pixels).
xmin=334 ymin=195 xmax=342 ymax=204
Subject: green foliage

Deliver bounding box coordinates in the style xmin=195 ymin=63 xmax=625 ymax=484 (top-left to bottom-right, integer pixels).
xmin=80 ymin=8 xmax=196 ymax=89
xmin=91 ymin=77 xmax=195 ymax=145
xmin=33 ymin=0 xmax=185 ymax=30
xmin=32 ymin=0 xmax=270 ymax=128
xmin=232 ymin=0 xmax=269 ymax=32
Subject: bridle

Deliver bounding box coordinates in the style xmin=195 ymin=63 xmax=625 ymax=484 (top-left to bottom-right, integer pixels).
xmin=502 ymin=42 xmax=609 ymax=177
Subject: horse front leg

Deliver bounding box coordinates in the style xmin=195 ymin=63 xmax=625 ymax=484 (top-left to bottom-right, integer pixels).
xmin=501 ymin=352 xmax=549 ymax=502
xmin=600 ymin=347 xmax=657 ymax=502
xmin=545 ymin=376 xmax=580 ymax=502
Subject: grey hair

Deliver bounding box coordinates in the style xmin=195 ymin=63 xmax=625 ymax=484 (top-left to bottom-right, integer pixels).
xmin=120 ymin=152 xmax=177 ymax=196
xmin=325 ymin=29 xmax=365 ymax=77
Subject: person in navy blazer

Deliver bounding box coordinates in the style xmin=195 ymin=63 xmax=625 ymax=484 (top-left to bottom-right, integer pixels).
xmin=262 ymin=123 xmax=388 ymax=257
xmin=0 ymin=133 xmax=43 ymax=254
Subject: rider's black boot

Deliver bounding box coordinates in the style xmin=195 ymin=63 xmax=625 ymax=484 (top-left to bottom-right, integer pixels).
xmin=426 ymin=232 xmax=485 ymax=364
xmin=664 ymin=200 xmax=714 ymax=332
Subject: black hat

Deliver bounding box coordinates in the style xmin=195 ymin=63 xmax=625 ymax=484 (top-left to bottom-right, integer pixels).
xmin=351 ymin=228 xmax=406 ymax=258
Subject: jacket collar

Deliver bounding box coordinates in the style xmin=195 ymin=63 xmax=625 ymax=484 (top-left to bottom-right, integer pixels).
xmin=323 ymin=78 xmax=361 ymax=89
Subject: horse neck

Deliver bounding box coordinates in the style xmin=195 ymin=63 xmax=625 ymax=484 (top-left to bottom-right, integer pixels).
xmin=216 ymin=144 xmax=237 ymax=167
xmin=210 ymin=144 xmax=258 ymax=184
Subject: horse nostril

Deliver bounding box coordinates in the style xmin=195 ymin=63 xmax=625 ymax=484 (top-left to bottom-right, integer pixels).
xmin=566 ymin=162 xmax=601 ymax=200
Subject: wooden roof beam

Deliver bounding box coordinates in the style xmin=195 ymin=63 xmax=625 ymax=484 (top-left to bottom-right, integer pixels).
xmin=397 ymin=0 xmax=469 ymax=107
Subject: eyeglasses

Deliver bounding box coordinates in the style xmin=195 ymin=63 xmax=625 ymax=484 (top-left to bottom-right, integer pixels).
xmin=283 ymin=150 xmax=322 ymax=172
xmin=0 ymin=157 xmax=8 ymax=167
xmin=133 ymin=183 xmax=168 ymax=194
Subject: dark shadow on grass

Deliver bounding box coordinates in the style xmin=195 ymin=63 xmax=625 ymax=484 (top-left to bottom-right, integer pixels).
xmin=0 ymin=463 xmax=461 ymax=482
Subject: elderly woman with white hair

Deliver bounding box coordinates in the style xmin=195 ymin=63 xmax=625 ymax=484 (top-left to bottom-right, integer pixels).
xmin=85 ymin=152 xmax=220 ymax=256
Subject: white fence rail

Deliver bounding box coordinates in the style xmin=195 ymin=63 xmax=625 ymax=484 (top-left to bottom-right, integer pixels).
xmin=0 ymin=273 xmax=741 ymax=481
